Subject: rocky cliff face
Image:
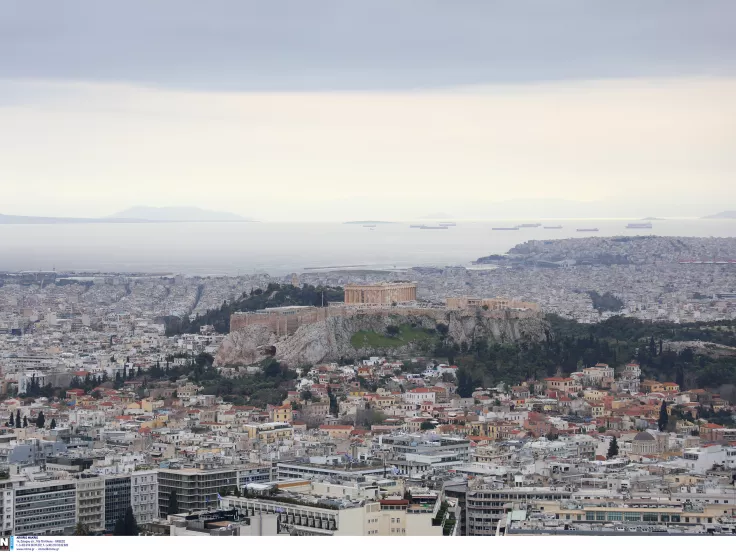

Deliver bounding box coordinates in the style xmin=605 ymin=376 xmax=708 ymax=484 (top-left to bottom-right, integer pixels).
xmin=215 ymin=309 xmax=548 ymax=367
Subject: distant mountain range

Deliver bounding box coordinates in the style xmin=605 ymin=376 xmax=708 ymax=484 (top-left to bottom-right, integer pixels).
xmin=108 ymin=206 xmax=252 ymax=222
xmin=703 ymin=211 xmax=736 ymax=219
xmin=0 ymin=206 xmax=254 ymax=224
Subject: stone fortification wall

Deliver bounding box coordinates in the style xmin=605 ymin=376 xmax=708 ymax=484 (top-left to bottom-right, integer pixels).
xmin=219 ymin=307 xmax=547 ymax=367
xmin=230 ymin=305 xmax=538 ymax=337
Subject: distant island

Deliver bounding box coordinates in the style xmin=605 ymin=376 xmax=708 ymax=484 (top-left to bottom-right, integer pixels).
xmin=108 ymin=206 xmax=253 ymax=222
xmin=703 ymin=211 xmax=736 ymax=219
xmin=0 ymin=206 xmax=255 ymax=224
xmin=0 ymin=213 xmax=144 ymax=224
xmin=343 ymin=220 xmax=396 ymax=225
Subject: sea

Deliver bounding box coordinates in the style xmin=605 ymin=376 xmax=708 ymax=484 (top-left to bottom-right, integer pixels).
xmin=2 ymin=219 xmax=736 ymax=276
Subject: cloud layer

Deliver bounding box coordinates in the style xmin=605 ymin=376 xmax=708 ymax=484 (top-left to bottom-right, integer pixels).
xmin=2 ymin=1 xmax=735 ymax=90
xmin=2 ymin=77 xmax=734 ymax=220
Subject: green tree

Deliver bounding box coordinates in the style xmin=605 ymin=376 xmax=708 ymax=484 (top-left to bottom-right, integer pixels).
xmin=328 ymin=387 xmax=339 ymax=417
xmin=607 ymin=436 xmax=619 ymax=458
xmin=7 ymin=413 xmax=12 ymax=427
xmin=15 ymin=411 xmax=20 ymax=429
xmin=74 ymin=522 xmax=90 ymax=535
xmin=456 ymin=368 xmax=477 ymax=398
xmin=22 ymin=416 xmax=27 ymax=428
xmin=50 ymin=418 xmax=57 ymax=429
xmin=658 ymin=400 xmax=669 ymax=432
xmin=36 ymin=411 xmax=46 ymax=429
xmin=263 ymin=359 xmax=282 ymax=378
xmin=420 ymin=421 xmax=435 ymax=430
xmin=168 ymin=490 xmax=179 ymax=515
xmin=113 ymin=506 xmax=139 ymax=536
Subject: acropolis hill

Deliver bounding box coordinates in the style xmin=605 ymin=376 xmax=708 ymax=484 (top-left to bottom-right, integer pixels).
xmin=228 ymin=282 xmax=537 ymax=337
xmin=218 ymin=302 xmax=546 ymax=367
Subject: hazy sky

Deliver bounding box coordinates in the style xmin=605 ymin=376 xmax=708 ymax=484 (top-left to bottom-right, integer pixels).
xmin=2 ymin=1 xmax=735 ymax=221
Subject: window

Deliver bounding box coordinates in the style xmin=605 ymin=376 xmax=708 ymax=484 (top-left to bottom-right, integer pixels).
xmin=671 ymin=515 xmax=680 ymax=523
xmin=643 ymin=513 xmax=658 ymax=522
xmin=624 ymin=513 xmax=640 ymax=522
xmin=596 ymin=512 xmax=605 ymax=521
xmin=607 ymin=512 xmax=623 ymax=521
xmin=661 ymin=515 xmax=669 ymax=523
xmin=586 ymin=512 xmax=595 ymax=521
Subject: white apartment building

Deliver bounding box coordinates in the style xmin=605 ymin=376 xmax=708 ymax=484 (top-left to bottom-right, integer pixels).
xmin=0 ymin=476 xmax=17 ymax=536
xmin=131 ymin=470 xmax=158 ymax=525
xmin=582 ymin=364 xmax=615 ymax=386
xmin=621 ymin=363 xmax=642 ymax=379
xmin=77 ymin=477 xmax=105 ymax=532
xmin=404 ymin=388 xmax=436 ymax=405
xmin=681 ymin=445 xmax=736 ymax=474
xmin=221 ymin=490 xmax=451 ymax=536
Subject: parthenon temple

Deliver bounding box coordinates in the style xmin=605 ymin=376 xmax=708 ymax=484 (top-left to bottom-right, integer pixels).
xmin=343 ymin=282 xmax=417 ymax=305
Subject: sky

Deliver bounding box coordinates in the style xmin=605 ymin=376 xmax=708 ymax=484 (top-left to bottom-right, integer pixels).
xmin=1 ymin=1 xmax=735 ymax=221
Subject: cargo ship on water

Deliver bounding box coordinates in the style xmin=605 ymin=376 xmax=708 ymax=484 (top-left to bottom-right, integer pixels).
xmin=543 ymin=225 xmax=563 ymax=229
xmin=626 ymin=222 xmax=653 ymax=229
xmin=492 ymin=226 xmax=520 ymax=231
xmin=577 ymin=228 xmax=599 ymax=232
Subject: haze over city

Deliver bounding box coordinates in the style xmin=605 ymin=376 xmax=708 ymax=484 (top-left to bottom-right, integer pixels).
xmin=2 ymin=1 xmax=735 ymax=222
xmin=4 ymin=0 xmax=736 ymax=543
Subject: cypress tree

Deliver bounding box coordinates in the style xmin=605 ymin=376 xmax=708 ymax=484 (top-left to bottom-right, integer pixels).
xmin=168 ymin=490 xmax=179 ymax=515
xmin=113 ymin=506 xmax=139 ymax=536
xmin=50 ymin=418 xmax=57 ymax=429
xmin=37 ymin=411 xmax=46 ymax=428
xmin=15 ymin=411 xmax=21 ymax=428
xmin=607 ymin=436 xmax=619 ymax=458
xmin=658 ymin=400 xmax=669 ymax=432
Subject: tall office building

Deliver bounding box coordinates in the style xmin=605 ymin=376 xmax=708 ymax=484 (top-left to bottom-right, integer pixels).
xmin=131 ymin=470 xmax=158 ymax=525
xmin=14 ymin=480 xmax=77 ymax=536
xmin=157 ymin=467 xmax=237 ymax=518
xmin=104 ymin=475 xmax=131 ymax=532
xmin=77 ymin=477 xmax=105 ymax=532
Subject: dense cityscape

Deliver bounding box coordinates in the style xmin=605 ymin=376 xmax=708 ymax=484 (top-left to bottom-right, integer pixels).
xmin=3 ymin=2 xmax=734 ymax=543
xmin=0 ymin=236 xmax=735 ymax=536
